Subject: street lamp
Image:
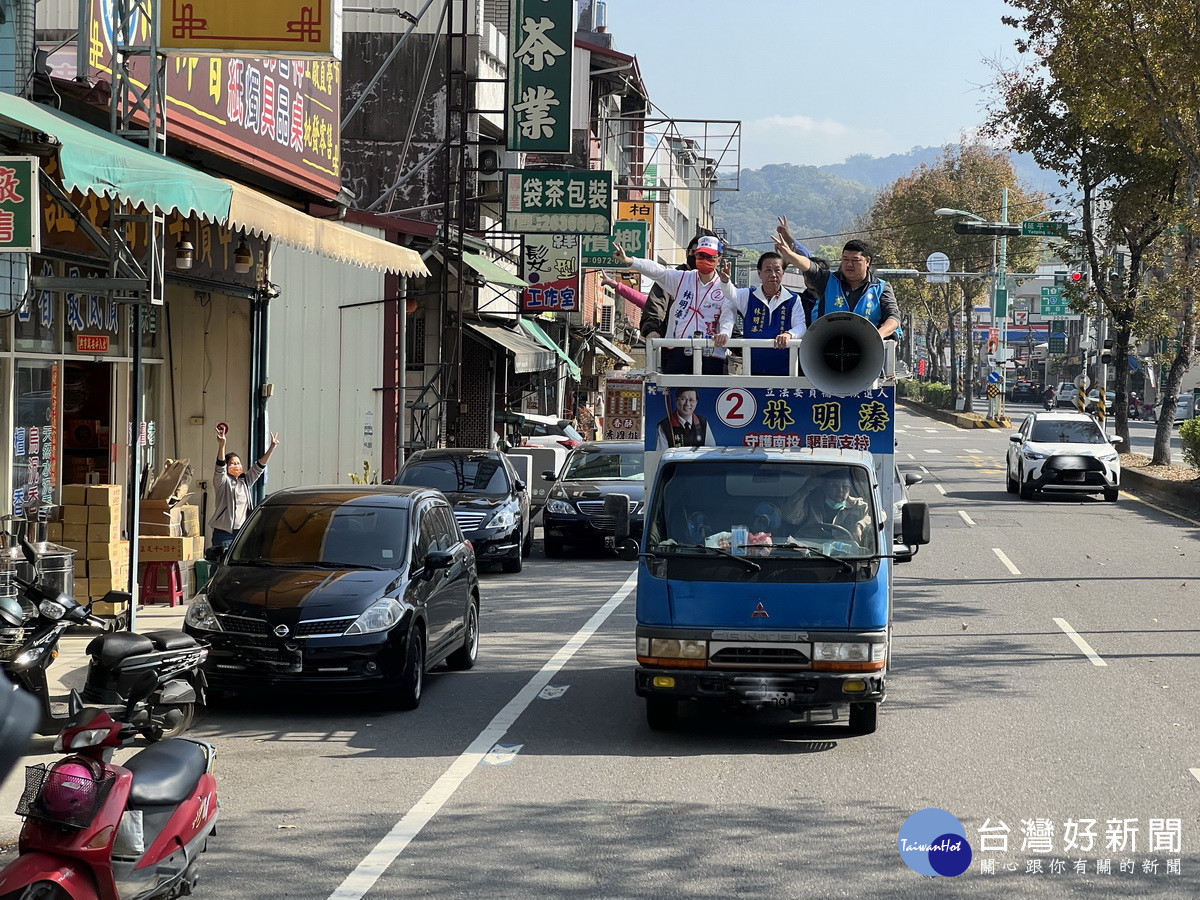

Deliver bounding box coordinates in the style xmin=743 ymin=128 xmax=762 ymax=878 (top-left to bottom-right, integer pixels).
xmin=934 ymin=208 xmax=985 ymax=221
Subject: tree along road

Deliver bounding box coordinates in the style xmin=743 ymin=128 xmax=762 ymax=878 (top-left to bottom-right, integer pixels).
xmin=97 ymin=406 xmax=1200 ymax=897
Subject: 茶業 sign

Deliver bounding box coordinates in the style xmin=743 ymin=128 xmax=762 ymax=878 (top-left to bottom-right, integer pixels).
xmin=507 ymin=0 xmax=573 ymax=153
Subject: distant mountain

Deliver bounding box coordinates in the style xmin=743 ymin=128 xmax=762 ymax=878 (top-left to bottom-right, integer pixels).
xmin=717 ymin=147 xmax=1066 ymax=250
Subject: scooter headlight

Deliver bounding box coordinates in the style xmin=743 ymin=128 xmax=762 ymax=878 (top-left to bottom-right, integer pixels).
xmin=38 ymin=599 xmax=67 ymax=620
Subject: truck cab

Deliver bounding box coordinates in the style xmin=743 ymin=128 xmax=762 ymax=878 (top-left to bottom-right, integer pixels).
xmin=631 ymin=315 xmax=930 ymax=734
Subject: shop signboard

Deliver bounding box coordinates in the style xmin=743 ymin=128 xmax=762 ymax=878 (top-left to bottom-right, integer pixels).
xmin=603 ymin=376 xmax=644 ymax=442
xmin=504 ymin=169 xmax=613 ymax=235
xmin=157 ymin=0 xmax=342 ymax=58
xmin=521 ymin=234 xmax=579 ymax=312
xmin=507 ymin=0 xmax=573 ymax=153
xmin=580 ymin=221 xmax=649 ymax=269
xmin=0 ymin=157 xmax=40 ymax=253
xmin=87 ymin=0 xmax=342 ymax=198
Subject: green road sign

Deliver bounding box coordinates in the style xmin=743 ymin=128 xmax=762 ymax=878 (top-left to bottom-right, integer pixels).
xmin=1021 ymin=220 xmax=1069 ymax=237
xmin=1041 ymin=285 xmax=1068 ymax=316
xmin=993 ymin=286 xmax=1008 ymax=318
xmin=1049 ymin=318 xmax=1066 ymax=354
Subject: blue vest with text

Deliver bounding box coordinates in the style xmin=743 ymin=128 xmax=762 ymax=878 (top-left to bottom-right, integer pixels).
xmin=743 ymin=287 xmax=800 ymax=375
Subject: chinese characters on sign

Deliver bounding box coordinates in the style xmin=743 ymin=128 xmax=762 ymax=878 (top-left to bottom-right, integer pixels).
xmin=0 ymin=157 xmax=40 ymax=253
xmin=521 ymin=234 xmax=579 ymax=312
xmin=974 ymin=817 xmax=1182 ymax=878
xmin=507 ymin=0 xmax=573 ymax=153
xmin=580 ymin=221 xmax=650 ymax=269
xmin=603 ymin=377 xmax=644 ymax=441
xmin=641 ymin=383 xmax=894 ymax=454
xmin=505 ymin=169 xmax=614 ymax=236
xmin=88 ymin=0 xmax=343 ymax=197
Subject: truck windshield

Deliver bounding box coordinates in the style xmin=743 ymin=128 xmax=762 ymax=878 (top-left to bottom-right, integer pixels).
xmin=646 ymin=461 xmax=878 ymax=559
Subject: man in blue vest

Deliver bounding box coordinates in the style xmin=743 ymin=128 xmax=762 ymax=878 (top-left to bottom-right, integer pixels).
xmin=775 ymin=226 xmax=901 ymax=339
xmin=717 ymin=251 xmax=807 ymax=375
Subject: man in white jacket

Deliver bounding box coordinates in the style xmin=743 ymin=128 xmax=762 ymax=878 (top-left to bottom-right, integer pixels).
xmin=613 ymin=236 xmax=735 ymax=374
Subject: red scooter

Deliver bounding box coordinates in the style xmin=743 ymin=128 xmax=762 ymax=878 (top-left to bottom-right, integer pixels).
xmin=0 ymin=677 xmax=218 ymax=900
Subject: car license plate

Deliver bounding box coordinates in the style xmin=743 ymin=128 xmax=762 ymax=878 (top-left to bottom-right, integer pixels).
xmin=1062 ymin=471 xmax=1085 ymax=482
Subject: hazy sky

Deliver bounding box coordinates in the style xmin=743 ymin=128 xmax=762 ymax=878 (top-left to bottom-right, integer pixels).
xmin=602 ymin=0 xmax=1024 ymax=170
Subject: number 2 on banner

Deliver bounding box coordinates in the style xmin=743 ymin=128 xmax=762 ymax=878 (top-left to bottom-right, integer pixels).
xmin=716 ymin=389 xmax=757 ymax=428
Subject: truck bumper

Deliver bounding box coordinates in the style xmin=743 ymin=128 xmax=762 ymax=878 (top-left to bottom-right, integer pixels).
xmin=634 ymin=666 xmax=885 ymax=708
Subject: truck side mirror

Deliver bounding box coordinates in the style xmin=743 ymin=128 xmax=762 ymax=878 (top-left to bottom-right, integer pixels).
xmin=901 ymin=502 xmax=930 ymax=546
xmin=541 ymin=470 xmax=556 ymax=481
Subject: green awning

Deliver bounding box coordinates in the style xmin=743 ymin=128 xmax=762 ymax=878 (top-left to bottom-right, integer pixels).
xmin=461 ymin=252 xmax=528 ymax=288
xmin=519 ymin=317 xmax=581 ymax=381
xmin=0 ymin=93 xmax=232 ymax=221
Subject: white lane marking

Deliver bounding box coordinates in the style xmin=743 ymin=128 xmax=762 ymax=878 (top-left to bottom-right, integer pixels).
xmin=924 ymin=429 xmax=939 ymax=433
xmin=906 ymin=453 xmax=916 ymax=460
xmin=935 ymin=484 xmax=947 ymax=496
xmin=958 ymin=511 xmax=976 ymax=526
xmin=1053 ymin=617 xmax=1108 ymax=667
xmin=918 ymin=465 xmax=930 ymax=473
xmin=992 ymin=548 xmax=1021 ymax=575
xmin=926 ymin=449 xmax=942 ymax=454
xmin=1191 ymin=769 xmax=1200 ymax=785
xmin=964 ymin=448 xmax=983 ymax=453
xmin=328 ymin=572 xmax=637 ymax=900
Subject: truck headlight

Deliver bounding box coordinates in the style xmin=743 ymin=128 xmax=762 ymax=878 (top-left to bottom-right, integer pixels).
xmin=545 ymin=499 xmax=574 ymax=515
xmin=184 ymin=594 xmax=223 ymax=632
xmin=649 ymin=638 xmax=707 ymax=660
xmin=812 ymin=642 xmax=886 ymax=664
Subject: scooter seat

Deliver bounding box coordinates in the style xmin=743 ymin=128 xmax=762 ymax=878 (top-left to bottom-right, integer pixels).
xmin=144 ymin=630 xmax=200 ymax=652
xmin=125 ymin=738 xmax=208 ymax=806
xmin=87 ymin=632 xmax=155 ymax=667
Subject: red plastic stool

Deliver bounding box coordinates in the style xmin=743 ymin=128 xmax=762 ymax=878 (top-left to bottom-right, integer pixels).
xmin=141 ymin=561 xmax=184 ymax=607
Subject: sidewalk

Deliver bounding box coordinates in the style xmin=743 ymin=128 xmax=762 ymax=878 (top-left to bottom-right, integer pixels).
xmin=0 ymin=601 xmax=190 ymax=849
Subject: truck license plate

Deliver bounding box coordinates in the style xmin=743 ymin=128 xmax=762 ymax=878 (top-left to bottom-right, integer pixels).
xmin=756 ymin=690 xmax=795 ymax=707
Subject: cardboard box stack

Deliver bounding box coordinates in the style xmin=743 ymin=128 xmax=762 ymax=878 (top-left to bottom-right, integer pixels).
xmin=137 ymin=478 xmax=204 ymax=602
xmin=58 ymin=483 xmax=131 ymax=617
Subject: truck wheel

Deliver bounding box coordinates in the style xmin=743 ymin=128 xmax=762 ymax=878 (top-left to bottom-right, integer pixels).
xmin=848 ymin=702 xmax=877 ymax=735
xmin=646 ymin=696 xmax=678 ymax=730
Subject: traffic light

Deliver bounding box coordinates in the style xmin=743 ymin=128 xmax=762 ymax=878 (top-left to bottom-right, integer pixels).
xmin=1100 ymin=339 xmax=1114 ymax=365
xmin=1069 ymin=269 xmax=1085 ymax=285
xmin=1054 ymin=270 xmax=1068 ymax=286
xmin=952 ymin=222 xmax=1022 ymax=237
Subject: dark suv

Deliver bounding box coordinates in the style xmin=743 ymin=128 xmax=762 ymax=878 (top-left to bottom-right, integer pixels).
xmin=1009 ymin=380 xmax=1039 ymax=402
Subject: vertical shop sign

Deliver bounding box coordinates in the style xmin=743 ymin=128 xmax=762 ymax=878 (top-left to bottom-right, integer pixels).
xmin=507 ymin=0 xmax=573 ymax=153
xmin=603 ymin=377 xmax=644 ymax=442
xmin=0 ymin=157 xmax=40 ymax=253
xmin=521 ymin=234 xmax=579 ymax=312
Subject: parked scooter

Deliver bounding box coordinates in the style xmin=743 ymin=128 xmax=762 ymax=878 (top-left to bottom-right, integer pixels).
xmin=0 ymin=676 xmax=218 ymax=899
xmin=0 ymin=529 xmax=208 ymax=742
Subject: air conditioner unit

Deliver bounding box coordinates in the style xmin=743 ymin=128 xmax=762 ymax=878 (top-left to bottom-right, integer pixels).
xmin=477 ymin=145 xmax=519 ymax=182
xmin=598 ymin=300 xmax=615 ymax=335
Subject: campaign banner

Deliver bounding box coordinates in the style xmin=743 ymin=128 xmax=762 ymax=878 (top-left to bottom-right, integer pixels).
xmin=643 ymin=381 xmax=894 ymax=454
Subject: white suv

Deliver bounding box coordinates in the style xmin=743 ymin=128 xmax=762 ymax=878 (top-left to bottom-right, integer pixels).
xmin=502 ymin=412 xmax=582 ymax=478
xmin=1006 ymin=411 xmax=1122 ymax=502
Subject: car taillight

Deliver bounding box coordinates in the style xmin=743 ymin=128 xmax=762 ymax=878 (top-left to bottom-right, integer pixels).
xmin=558 ymin=439 xmax=579 ymax=449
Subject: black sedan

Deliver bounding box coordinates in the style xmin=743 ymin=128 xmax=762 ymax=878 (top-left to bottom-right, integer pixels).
xmin=1009 ymin=380 xmax=1039 ymax=402
xmin=541 ymin=441 xmax=645 ymax=556
xmin=184 ymin=485 xmax=479 ymax=708
xmin=395 ymin=448 xmax=531 ymax=573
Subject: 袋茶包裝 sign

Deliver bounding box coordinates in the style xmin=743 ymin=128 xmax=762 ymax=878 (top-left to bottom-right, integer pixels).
xmin=505 ymin=169 xmax=613 ymax=236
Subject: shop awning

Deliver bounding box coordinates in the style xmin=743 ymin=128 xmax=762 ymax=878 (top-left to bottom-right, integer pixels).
xmin=464 ymin=321 xmax=555 ymax=374
xmin=223 ymin=181 xmax=428 ymax=276
xmin=519 ymin=318 xmax=581 ymax=381
xmin=0 ymin=92 xmax=231 ymax=220
xmin=590 ymin=332 xmax=634 ymax=365
xmin=461 ymin=252 xmax=527 ymax=288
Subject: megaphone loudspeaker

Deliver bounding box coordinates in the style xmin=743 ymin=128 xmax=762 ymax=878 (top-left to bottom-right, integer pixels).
xmin=797 ymin=312 xmax=886 ymax=396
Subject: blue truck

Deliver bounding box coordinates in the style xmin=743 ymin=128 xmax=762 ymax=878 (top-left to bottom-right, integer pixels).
xmin=632 ymin=314 xmax=930 ymax=734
